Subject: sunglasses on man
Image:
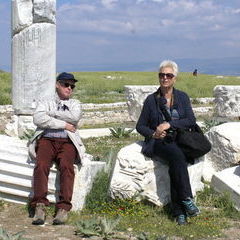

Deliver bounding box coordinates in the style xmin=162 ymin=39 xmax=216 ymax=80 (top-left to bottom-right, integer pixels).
xmin=59 ymin=82 xmax=75 ymax=89
xmin=159 ymin=73 xmax=175 ymax=79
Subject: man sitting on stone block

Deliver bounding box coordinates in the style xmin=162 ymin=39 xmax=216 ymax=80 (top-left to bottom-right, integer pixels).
xmin=28 ymin=72 xmax=85 ymax=225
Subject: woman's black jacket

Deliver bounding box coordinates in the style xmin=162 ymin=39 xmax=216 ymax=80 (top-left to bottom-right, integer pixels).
xmin=136 ymin=88 xmax=196 ymax=141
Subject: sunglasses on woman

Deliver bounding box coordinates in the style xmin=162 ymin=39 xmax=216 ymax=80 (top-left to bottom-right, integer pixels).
xmin=159 ymin=73 xmax=175 ymax=79
xmin=59 ymin=82 xmax=75 ymax=89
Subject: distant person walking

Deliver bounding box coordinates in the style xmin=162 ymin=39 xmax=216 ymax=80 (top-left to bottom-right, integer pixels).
xmin=193 ymin=69 xmax=198 ymax=76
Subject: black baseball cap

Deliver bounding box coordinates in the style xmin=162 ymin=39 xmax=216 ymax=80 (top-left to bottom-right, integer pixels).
xmin=56 ymin=72 xmax=78 ymax=82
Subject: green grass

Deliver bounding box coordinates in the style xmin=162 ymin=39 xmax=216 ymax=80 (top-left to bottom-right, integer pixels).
xmin=69 ymin=187 xmax=232 ymax=240
xmin=69 ymin=134 xmax=240 ymax=240
xmin=73 ymin=71 xmax=240 ymax=103
xmin=1 ymin=71 xmax=239 ymax=104
xmin=82 ymin=134 xmax=141 ymax=160
xmin=81 ymin=121 xmax=136 ymax=129
xmin=0 ymin=71 xmax=11 ymax=105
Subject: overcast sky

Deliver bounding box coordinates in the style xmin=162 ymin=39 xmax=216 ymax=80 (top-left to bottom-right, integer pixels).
xmin=1 ymin=0 xmax=240 ymax=72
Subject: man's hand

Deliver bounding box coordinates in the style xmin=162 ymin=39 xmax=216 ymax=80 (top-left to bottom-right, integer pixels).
xmin=65 ymin=123 xmax=76 ymax=132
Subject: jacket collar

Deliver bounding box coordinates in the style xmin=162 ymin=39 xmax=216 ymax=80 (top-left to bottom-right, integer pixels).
xmin=154 ymin=87 xmax=178 ymax=109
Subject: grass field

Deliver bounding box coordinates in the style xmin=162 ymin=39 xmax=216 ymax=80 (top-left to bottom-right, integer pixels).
xmin=0 ymin=71 xmax=239 ymax=104
xmin=1 ymin=69 xmax=240 ymax=239
xmin=72 ymin=135 xmax=240 ymax=240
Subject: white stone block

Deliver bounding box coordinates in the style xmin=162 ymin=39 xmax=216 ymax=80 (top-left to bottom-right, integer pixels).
xmin=12 ymin=0 xmax=33 ymax=35
xmin=125 ymin=85 xmax=159 ymax=121
xmin=12 ymin=23 xmax=56 ymax=114
xmin=203 ymin=122 xmax=240 ymax=181
xmin=0 ymin=134 xmax=105 ymax=211
xmin=214 ymin=85 xmax=240 ymax=118
xmin=211 ymin=166 xmax=240 ymax=211
xmin=109 ymin=141 xmax=204 ymax=206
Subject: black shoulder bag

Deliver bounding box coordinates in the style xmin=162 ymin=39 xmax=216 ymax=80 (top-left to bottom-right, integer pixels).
xmin=176 ymin=124 xmax=212 ymax=160
xmin=160 ymin=104 xmax=212 ymax=162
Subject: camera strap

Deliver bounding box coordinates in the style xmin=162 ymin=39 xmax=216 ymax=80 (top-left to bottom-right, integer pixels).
xmin=154 ymin=95 xmax=172 ymax=123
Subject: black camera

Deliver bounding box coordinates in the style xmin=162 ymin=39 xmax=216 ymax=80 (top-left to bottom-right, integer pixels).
xmin=164 ymin=128 xmax=177 ymax=143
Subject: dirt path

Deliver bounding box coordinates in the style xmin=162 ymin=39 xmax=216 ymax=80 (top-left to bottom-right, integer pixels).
xmin=0 ymin=203 xmax=80 ymax=240
xmin=1 ymin=202 xmax=240 ymax=240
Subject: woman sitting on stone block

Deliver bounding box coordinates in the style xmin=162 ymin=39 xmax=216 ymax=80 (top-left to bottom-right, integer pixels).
xmin=136 ymin=60 xmax=200 ymax=225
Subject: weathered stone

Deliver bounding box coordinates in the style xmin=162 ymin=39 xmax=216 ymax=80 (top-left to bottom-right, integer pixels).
xmin=4 ymin=115 xmax=20 ymax=137
xmin=5 ymin=115 xmax=36 ymax=138
xmin=125 ymin=85 xmax=159 ymax=121
xmin=214 ymin=85 xmax=240 ymax=118
xmin=0 ymin=134 xmax=105 ymax=211
xmin=193 ymin=106 xmax=213 ymax=117
xmin=12 ymin=23 xmax=56 ymax=114
xmin=109 ymin=141 xmax=204 ymax=206
xmin=125 ymin=85 xmax=213 ymax=122
xmin=12 ymin=0 xmax=33 ymax=35
xmin=33 ymin=0 xmax=56 ymax=24
xmin=2 ymin=104 xmax=131 ymax=137
xmin=203 ymin=122 xmax=240 ymax=181
xmin=82 ymin=102 xmax=127 ymax=110
xmin=17 ymin=115 xmax=36 ymax=137
xmin=211 ymin=166 xmax=240 ymax=211
xmin=0 ymin=105 xmax=14 ymax=114
xmin=192 ymin=97 xmax=214 ymax=105
xmin=80 ymin=109 xmax=131 ymax=126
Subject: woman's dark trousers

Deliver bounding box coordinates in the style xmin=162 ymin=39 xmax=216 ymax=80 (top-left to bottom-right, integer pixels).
xmin=154 ymin=140 xmax=193 ymax=217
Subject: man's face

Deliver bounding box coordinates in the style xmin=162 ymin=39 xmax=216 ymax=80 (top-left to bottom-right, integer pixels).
xmin=56 ymin=80 xmax=75 ymax=100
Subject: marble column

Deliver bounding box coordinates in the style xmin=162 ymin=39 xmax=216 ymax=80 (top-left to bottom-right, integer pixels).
xmin=11 ymin=0 xmax=56 ymax=115
xmin=9 ymin=0 xmax=56 ymax=136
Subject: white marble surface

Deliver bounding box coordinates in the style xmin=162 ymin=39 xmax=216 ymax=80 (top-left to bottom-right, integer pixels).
xmin=12 ymin=0 xmax=56 ymax=115
xmin=203 ymin=122 xmax=240 ymax=181
xmin=0 ymin=134 xmax=105 ymax=211
xmin=109 ymin=141 xmax=204 ymax=206
xmin=211 ymin=166 xmax=240 ymax=211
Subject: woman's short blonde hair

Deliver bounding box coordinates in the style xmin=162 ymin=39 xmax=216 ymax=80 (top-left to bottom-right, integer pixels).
xmin=159 ymin=60 xmax=179 ymax=76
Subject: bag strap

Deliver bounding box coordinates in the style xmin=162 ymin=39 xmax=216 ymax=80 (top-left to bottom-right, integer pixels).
xmin=155 ymin=91 xmax=200 ymax=133
xmin=154 ymin=93 xmax=172 ymax=122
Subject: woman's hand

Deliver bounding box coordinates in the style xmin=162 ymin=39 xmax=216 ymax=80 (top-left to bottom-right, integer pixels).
xmin=153 ymin=122 xmax=171 ymax=139
xmin=153 ymin=130 xmax=167 ymax=139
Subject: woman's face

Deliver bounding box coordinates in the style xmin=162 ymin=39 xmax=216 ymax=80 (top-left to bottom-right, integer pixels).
xmin=159 ymin=67 xmax=176 ymax=89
